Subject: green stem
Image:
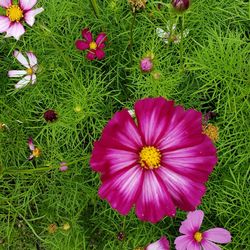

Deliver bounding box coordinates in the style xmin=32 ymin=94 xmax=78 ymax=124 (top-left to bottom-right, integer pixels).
xmin=90 ymin=0 xmax=100 ymax=18
xmin=180 ymin=15 xmax=185 ymax=72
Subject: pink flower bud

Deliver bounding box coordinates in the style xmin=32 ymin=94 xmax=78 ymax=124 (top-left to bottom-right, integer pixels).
xmin=59 ymin=162 xmax=68 ymax=172
xmin=171 ymin=0 xmax=190 ymax=12
xmin=140 ymin=57 xmax=153 ymax=72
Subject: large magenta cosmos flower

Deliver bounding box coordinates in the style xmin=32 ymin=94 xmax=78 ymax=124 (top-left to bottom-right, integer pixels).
xmin=90 ymin=97 xmax=217 ymax=223
xmin=175 ymin=210 xmax=231 ymax=250
xmin=0 ymin=0 xmax=44 ymax=40
xmin=146 ymin=236 xmax=170 ymax=250
xmin=75 ymin=28 xmax=107 ymax=60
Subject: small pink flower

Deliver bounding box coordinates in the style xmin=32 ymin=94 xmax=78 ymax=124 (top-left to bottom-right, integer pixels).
xmin=75 ymin=28 xmax=107 ymax=61
xmin=8 ymin=50 xmax=38 ymax=89
xmin=140 ymin=57 xmax=153 ymax=72
xmin=28 ymin=137 xmax=41 ymax=160
xmin=59 ymin=162 xmax=68 ymax=172
xmin=0 ymin=0 xmax=44 ymax=40
xmin=146 ymin=236 xmax=170 ymax=250
xmin=175 ymin=210 xmax=232 ymax=250
xmin=90 ymin=97 xmax=217 ymax=223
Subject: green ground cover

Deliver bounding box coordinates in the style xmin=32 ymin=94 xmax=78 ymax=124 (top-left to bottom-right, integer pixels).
xmin=0 ymin=0 xmax=249 ymax=249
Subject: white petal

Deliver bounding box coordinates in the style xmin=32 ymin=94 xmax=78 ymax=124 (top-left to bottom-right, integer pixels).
xmin=19 ymin=0 xmax=37 ymax=11
xmin=15 ymin=75 xmax=31 ymax=89
xmin=13 ymin=50 xmax=29 ymax=68
xmin=8 ymin=70 xmax=27 ymax=77
xmin=24 ymin=7 xmax=44 ymax=27
xmin=0 ymin=16 xmax=11 ymax=32
xmin=26 ymin=52 xmax=37 ymax=67
xmin=31 ymin=74 xmax=37 ymax=85
xmin=156 ymin=28 xmax=167 ymax=38
xmin=5 ymin=22 xmax=25 ymax=40
xmin=0 ymin=0 xmax=12 ymax=8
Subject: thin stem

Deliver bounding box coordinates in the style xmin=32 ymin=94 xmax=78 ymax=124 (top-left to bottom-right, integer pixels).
xmin=90 ymin=0 xmax=100 ymax=18
xmin=180 ymin=14 xmax=185 ymax=72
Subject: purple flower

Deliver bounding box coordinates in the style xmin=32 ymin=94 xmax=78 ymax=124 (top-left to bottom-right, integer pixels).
xmin=175 ymin=210 xmax=231 ymax=250
xmin=28 ymin=137 xmax=41 ymax=160
xmin=140 ymin=57 xmax=153 ymax=72
xmin=44 ymin=109 xmax=57 ymax=122
xmin=171 ymin=0 xmax=190 ymax=12
xmin=59 ymin=162 xmax=68 ymax=172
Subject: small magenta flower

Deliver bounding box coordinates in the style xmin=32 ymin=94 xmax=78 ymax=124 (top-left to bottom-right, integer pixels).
xmin=175 ymin=210 xmax=231 ymax=250
xmin=59 ymin=162 xmax=68 ymax=172
xmin=75 ymin=28 xmax=107 ymax=60
xmin=140 ymin=57 xmax=153 ymax=72
xmin=171 ymin=0 xmax=190 ymax=12
xmin=0 ymin=0 xmax=44 ymax=40
xmin=146 ymin=236 xmax=170 ymax=250
xmin=44 ymin=109 xmax=58 ymax=122
xmin=8 ymin=50 xmax=38 ymax=89
xmin=28 ymin=137 xmax=41 ymax=160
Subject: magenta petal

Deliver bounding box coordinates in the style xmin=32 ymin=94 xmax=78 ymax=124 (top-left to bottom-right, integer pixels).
xmin=86 ymin=51 xmax=96 ymax=60
xmin=0 ymin=16 xmax=11 ymax=32
xmin=19 ymin=0 xmax=37 ymax=11
xmin=135 ymin=170 xmax=176 ymax=223
xmin=201 ymin=240 xmax=221 ymax=250
xmin=81 ymin=28 xmax=92 ymax=42
xmin=96 ymin=32 xmax=107 ymax=45
xmin=187 ymin=241 xmax=201 ymax=250
xmin=146 ymin=236 xmax=170 ymax=250
xmin=179 ymin=210 xmax=204 ymax=235
xmin=203 ymin=228 xmax=231 ymax=244
xmin=95 ymin=48 xmax=105 ymax=60
xmin=98 ymin=166 xmax=143 ymax=215
xmin=75 ymin=40 xmax=89 ymax=50
xmin=174 ymin=235 xmax=193 ymax=250
xmin=28 ymin=137 xmax=35 ymax=151
xmin=0 ymin=0 xmax=12 ymax=8
xmin=134 ymin=97 xmax=175 ymax=145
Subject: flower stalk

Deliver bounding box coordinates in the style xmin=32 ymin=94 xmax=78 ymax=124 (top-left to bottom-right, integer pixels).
xmin=90 ymin=0 xmax=100 ymax=18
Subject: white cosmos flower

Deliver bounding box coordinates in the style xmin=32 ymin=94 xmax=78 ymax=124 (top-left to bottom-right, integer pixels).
xmin=8 ymin=50 xmax=38 ymax=89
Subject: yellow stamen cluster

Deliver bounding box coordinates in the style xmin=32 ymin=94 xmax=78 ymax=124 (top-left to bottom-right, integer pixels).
xmin=202 ymin=124 xmax=219 ymax=143
xmin=139 ymin=146 xmax=161 ymax=169
xmin=194 ymin=231 xmax=203 ymax=243
xmin=32 ymin=148 xmax=41 ymax=158
xmin=89 ymin=41 xmax=97 ymax=50
xmin=26 ymin=68 xmax=33 ymax=75
xmin=128 ymin=0 xmax=147 ymax=12
xmin=6 ymin=5 xmax=23 ymax=22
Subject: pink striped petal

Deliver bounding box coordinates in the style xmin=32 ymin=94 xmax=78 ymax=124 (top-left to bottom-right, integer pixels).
xmin=135 ymin=170 xmax=176 ymax=223
xmin=75 ymin=40 xmax=89 ymax=50
xmin=96 ymin=32 xmax=107 ymax=45
xmin=26 ymin=52 xmax=37 ymax=67
xmin=86 ymin=51 xmax=96 ymax=60
xmin=134 ymin=97 xmax=175 ymax=145
xmin=161 ymin=137 xmax=217 ymax=182
xmin=179 ymin=210 xmax=204 ymax=235
xmin=0 ymin=0 xmax=12 ymax=8
xmin=19 ymin=0 xmax=37 ymax=10
xmin=201 ymin=240 xmax=221 ymax=250
xmin=31 ymin=74 xmax=36 ymax=85
xmin=146 ymin=236 xmax=170 ymax=250
xmin=28 ymin=138 xmax=35 ymax=151
xmin=90 ymin=141 xmax=138 ymax=174
xmin=95 ymin=48 xmax=105 ymax=60
xmin=0 ymin=16 xmax=11 ymax=32
xmin=174 ymin=235 xmax=194 ymax=250
xmin=8 ymin=70 xmax=27 ymax=78
xmin=187 ymin=241 xmax=201 ymax=250
xmin=5 ymin=22 xmax=25 ymax=40
xmin=157 ymin=106 xmax=204 ymax=151
xmin=24 ymin=7 xmax=44 ymax=26
xmin=15 ymin=75 xmax=31 ymax=89
xmin=203 ymin=228 xmax=231 ymax=244
xmin=157 ymin=167 xmax=206 ymax=211
xmin=98 ymin=166 xmax=143 ymax=215
xmin=13 ymin=50 xmax=29 ymax=68
xmin=81 ymin=28 xmax=92 ymax=42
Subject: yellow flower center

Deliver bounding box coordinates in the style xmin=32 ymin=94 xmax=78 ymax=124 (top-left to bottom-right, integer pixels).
xmin=6 ymin=5 xmax=23 ymax=22
xmin=194 ymin=232 xmax=203 ymax=243
xmin=89 ymin=41 xmax=97 ymax=50
xmin=202 ymin=124 xmax=219 ymax=143
xmin=139 ymin=146 xmax=161 ymax=169
xmin=26 ymin=68 xmax=33 ymax=75
xmin=32 ymin=148 xmax=41 ymax=158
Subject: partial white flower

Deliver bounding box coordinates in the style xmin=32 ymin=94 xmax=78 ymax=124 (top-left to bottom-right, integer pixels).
xmin=8 ymin=50 xmax=38 ymax=89
xmin=156 ymin=22 xmax=189 ymax=44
